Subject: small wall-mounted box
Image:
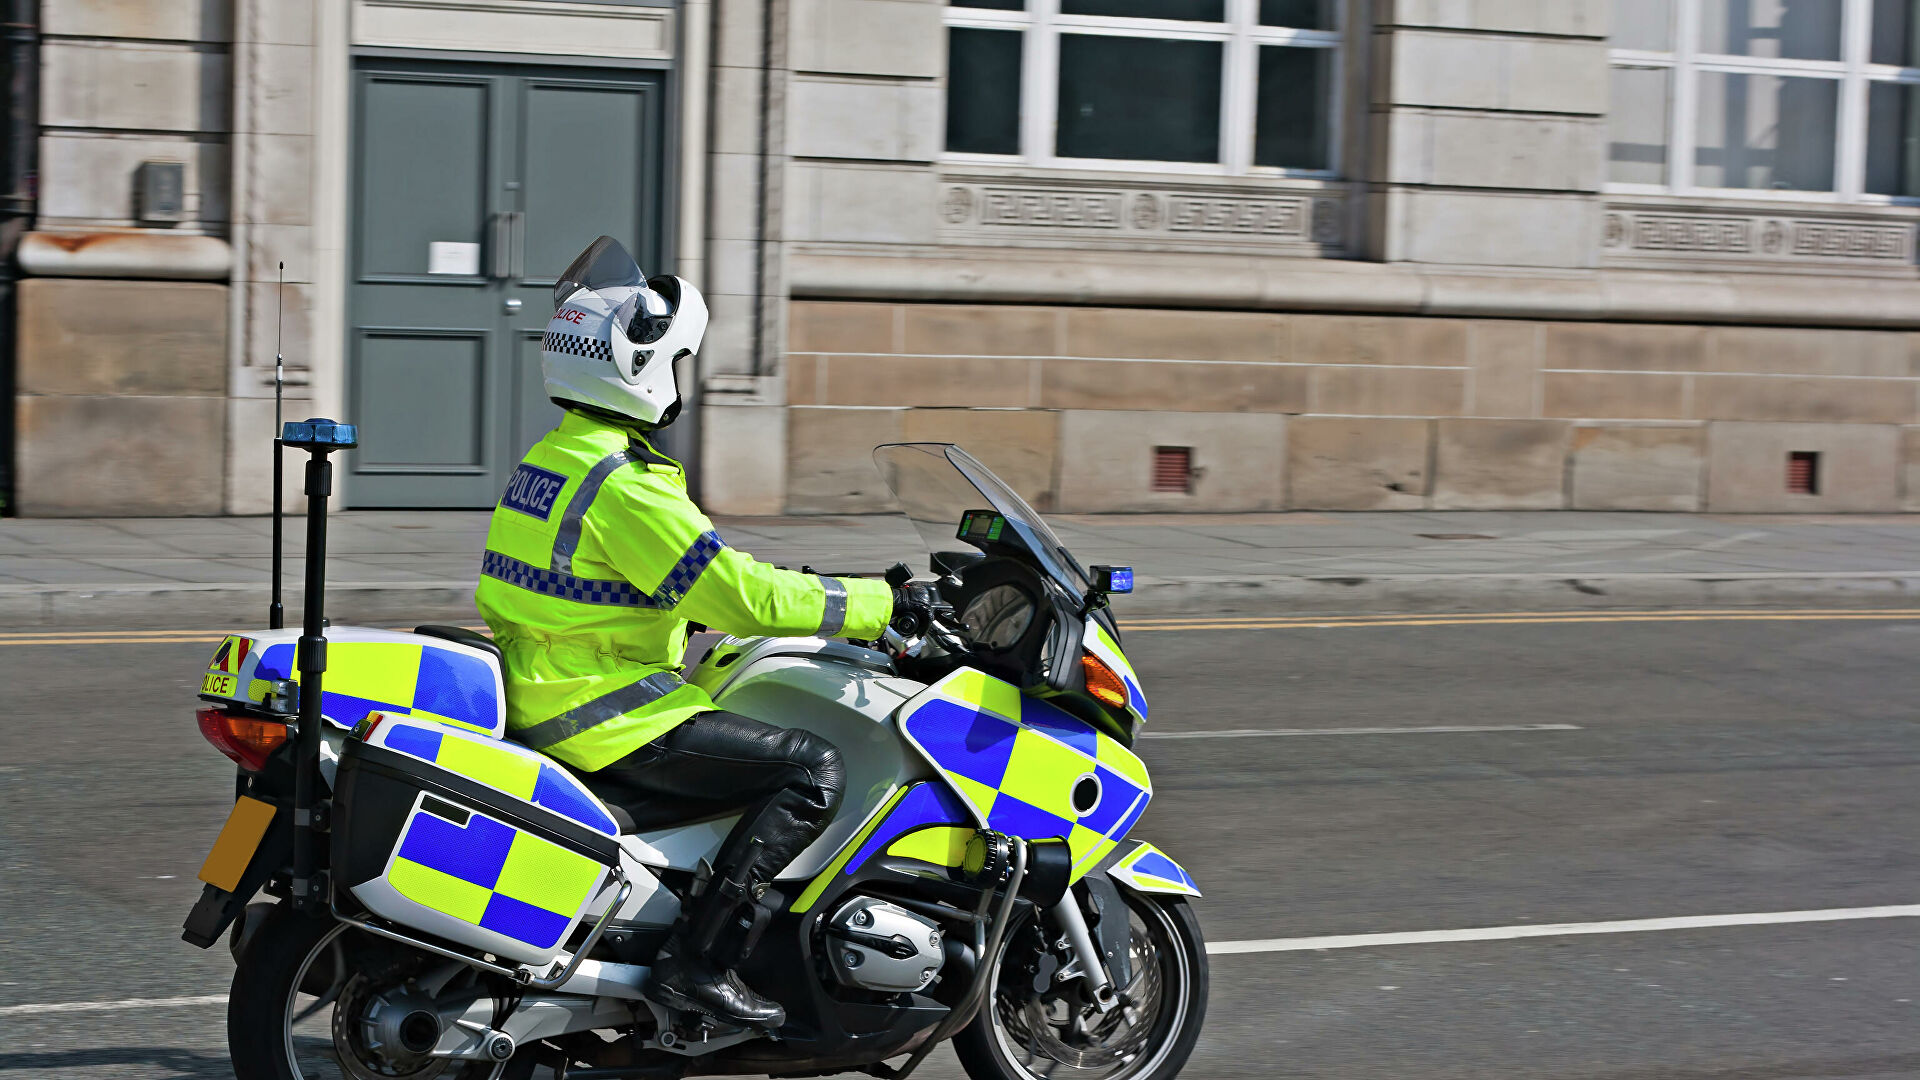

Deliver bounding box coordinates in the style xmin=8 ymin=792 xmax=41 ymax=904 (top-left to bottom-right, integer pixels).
xmin=135 ymin=160 xmax=186 ymax=224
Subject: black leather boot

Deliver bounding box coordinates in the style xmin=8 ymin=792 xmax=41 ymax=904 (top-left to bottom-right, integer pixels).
xmin=644 ymin=944 xmax=785 ymax=1029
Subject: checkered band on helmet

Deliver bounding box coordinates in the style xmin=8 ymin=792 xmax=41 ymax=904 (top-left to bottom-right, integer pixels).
xmin=543 ymin=330 xmax=613 ymax=363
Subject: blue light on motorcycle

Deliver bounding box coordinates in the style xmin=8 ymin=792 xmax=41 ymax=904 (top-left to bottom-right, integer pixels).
xmin=282 ymin=418 xmax=360 ymax=449
xmin=1091 ymin=565 xmax=1133 ymax=594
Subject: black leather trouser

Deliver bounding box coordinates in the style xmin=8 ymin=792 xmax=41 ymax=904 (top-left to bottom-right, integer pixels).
xmin=587 ymin=710 xmax=844 ymax=955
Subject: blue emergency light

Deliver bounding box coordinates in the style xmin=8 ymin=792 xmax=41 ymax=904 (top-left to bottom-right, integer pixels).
xmin=282 ymin=418 xmax=359 ymax=450
xmin=1091 ymin=565 xmax=1133 ymax=594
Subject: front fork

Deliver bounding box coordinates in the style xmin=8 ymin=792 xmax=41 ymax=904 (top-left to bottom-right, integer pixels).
xmin=1049 ymin=893 xmax=1118 ymax=1013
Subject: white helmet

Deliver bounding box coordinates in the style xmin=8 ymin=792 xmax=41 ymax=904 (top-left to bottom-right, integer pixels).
xmin=542 ymin=236 xmax=708 ymax=429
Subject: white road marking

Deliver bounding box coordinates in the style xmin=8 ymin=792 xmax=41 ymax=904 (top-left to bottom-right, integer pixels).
xmin=10 ymin=905 xmax=1918 ymax=1014
xmin=1207 ymin=905 xmax=1920 ymax=956
xmin=0 ymin=994 xmax=227 ymax=1017
xmin=1141 ymin=723 xmax=1579 ymax=740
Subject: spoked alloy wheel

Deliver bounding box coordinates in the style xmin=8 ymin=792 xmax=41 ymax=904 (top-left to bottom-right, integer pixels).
xmin=955 ymin=891 xmax=1208 ymax=1080
xmin=227 ymin=907 xmax=505 ymax=1080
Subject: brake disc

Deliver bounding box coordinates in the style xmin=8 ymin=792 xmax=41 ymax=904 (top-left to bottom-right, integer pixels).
xmin=999 ymin=921 xmax=1165 ymax=1072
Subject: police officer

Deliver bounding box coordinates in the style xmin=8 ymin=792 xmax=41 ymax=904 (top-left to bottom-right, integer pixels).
xmin=476 ymin=237 xmax=934 ymax=1029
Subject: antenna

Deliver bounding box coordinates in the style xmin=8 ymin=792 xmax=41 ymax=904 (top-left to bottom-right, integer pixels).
xmin=269 ymin=261 xmax=286 ymax=630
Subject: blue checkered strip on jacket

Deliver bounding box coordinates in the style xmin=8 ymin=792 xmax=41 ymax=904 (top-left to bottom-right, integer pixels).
xmin=481 ymin=551 xmax=648 ymax=607
xmin=481 ymin=530 xmax=727 ymax=610
xmin=543 ymin=330 xmax=612 ymax=363
xmin=654 ymin=531 xmax=725 ymax=606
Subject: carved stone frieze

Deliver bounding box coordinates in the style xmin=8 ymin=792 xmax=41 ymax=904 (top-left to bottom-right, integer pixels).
xmin=1602 ymin=205 xmax=1917 ymax=270
xmin=938 ymin=174 xmax=1347 ymax=255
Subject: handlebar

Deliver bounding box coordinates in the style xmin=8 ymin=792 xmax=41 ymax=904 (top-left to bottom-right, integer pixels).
xmin=884 ymin=602 xmax=973 ymax=662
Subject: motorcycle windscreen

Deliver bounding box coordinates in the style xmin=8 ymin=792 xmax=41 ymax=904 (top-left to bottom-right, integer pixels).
xmin=552 ymin=234 xmax=644 ymax=313
xmin=874 ymin=443 xmax=1091 ymax=603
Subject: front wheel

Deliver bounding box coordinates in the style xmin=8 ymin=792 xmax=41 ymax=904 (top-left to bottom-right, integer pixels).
xmin=227 ymin=905 xmax=505 ymax=1080
xmin=954 ymin=891 xmax=1208 ymax=1080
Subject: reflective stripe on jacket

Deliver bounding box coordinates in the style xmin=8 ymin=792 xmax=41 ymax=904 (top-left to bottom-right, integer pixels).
xmin=475 ymin=411 xmax=894 ymax=771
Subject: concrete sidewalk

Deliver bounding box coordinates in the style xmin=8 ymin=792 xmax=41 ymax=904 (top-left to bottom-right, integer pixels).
xmin=5 ymin=510 xmax=1920 ymax=628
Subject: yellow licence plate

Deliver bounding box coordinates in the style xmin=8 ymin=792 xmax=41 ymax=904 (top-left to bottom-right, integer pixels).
xmin=200 ymin=671 xmax=238 ymax=696
xmin=198 ymin=796 xmax=277 ymax=892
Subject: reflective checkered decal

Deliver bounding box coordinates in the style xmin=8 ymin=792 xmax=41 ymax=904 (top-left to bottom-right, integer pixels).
xmin=479 ymin=530 xmax=726 ymax=611
xmin=655 ymin=531 xmax=724 ymax=606
xmin=897 ymin=669 xmax=1152 ymax=881
xmin=542 ymin=330 xmax=612 ymax=363
xmin=253 ymin=637 xmax=504 ymax=737
xmin=387 ymin=801 xmax=607 ymax=949
xmin=374 ymin=720 xmax=621 ymax=836
xmin=481 ymin=551 xmax=648 ymax=607
xmin=1109 ymin=841 xmax=1200 ymax=896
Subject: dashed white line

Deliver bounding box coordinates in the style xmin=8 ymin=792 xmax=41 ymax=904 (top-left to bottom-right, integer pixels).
xmin=1207 ymin=904 xmax=1920 ymax=955
xmin=1141 ymin=723 xmax=1579 ymax=740
xmin=0 ymin=994 xmax=227 ymax=1017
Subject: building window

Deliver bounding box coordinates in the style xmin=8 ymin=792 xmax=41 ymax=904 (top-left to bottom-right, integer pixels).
xmin=943 ymin=0 xmax=1340 ymax=174
xmin=1609 ymin=0 xmax=1920 ymax=200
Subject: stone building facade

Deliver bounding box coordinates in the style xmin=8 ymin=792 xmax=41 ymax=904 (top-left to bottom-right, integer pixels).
xmin=12 ymin=0 xmax=1920 ymax=516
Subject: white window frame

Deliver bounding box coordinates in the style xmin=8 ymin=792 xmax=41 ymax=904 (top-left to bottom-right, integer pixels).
xmin=1609 ymin=0 xmax=1920 ymax=203
xmin=942 ymin=0 xmax=1343 ymax=177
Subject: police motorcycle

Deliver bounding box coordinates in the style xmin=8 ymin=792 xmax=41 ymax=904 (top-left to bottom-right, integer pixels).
xmin=183 ymin=430 xmax=1206 ymax=1079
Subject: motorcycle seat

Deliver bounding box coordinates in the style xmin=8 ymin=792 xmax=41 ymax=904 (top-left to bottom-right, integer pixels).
xmin=414 ymin=624 xmax=501 ymax=662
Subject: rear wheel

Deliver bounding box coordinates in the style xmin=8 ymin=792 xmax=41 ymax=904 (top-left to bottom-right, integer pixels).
xmin=227 ymin=905 xmax=506 ymax=1080
xmin=954 ymin=890 xmax=1207 ymax=1080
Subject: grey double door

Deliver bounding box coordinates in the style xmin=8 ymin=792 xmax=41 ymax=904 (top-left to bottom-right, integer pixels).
xmin=347 ymin=60 xmax=666 ymax=507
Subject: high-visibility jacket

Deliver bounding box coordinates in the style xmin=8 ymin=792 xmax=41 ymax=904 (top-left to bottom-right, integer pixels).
xmin=474 ymin=411 xmax=894 ymax=771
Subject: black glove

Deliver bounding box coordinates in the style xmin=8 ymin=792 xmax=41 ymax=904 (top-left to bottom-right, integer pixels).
xmin=890 ymin=581 xmax=943 ymax=634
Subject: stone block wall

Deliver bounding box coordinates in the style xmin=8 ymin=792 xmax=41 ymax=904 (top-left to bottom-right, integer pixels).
xmin=783 ymin=300 xmax=1920 ymax=514
xmin=13 ymin=279 xmax=229 ymax=515
xmin=16 ymin=0 xmax=243 ymax=516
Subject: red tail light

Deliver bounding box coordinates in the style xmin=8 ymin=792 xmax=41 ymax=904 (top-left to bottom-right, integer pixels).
xmin=1081 ymin=653 xmax=1129 ymax=710
xmin=197 ymin=707 xmax=288 ymax=772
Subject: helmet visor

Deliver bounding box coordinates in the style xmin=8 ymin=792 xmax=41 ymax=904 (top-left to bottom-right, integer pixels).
xmin=552 ymin=236 xmax=643 ymax=312
xmin=612 ymin=288 xmax=675 ymax=346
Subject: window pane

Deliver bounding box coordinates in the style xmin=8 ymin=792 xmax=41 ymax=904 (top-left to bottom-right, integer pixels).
xmin=1867 ymin=82 xmax=1920 ymax=195
xmin=1056 ymin=35 xmax=1222 ymax=162
xmin=1254 ymin=46 xmax=1332 ymax=169
xmin=946 ymin=28 xmax=1023 ymax=154
xmin=951 ymin=0 xmax=1024 ymax=9
xmin=1061 ymin=0 xmax=1223 ymax=19
xmin=1609 ymin=67 xmax=1671 ymax=184
xmin=1693 ymin=72 xmax=1837 ymax=190
xmin=1697 ymin=0 xmax=1841 ymax=60
xmin=1613 ymin=0 xmax=1674 ymax=51
xmin=1872 ymin=0 xmax=1920 ymax=64
xmin=1259 ymin=0 xmax=1335 ymax=29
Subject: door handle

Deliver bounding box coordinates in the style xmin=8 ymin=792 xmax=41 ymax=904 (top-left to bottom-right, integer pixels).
xmin=504 ymin=297 xmax=523 ymax=315
xmin=491 ymin=212 xmax=512 ymax=279
xmin=508 ymin=211 xmax=526 ymax=280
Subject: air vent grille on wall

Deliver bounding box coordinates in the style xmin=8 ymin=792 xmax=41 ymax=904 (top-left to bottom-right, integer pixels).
xmin=1152 ymin=447 xmax=1192 ymax=494
xmin=1787 ymin=451 xmax=1820 ymax=495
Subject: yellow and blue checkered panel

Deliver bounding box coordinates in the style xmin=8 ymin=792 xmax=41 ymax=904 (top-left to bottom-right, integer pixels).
xmin=887 ymin=826 xmax=974 ymax=867
xmin=845 ymin=782 xmax=974 ymax=874
xmin=1086 ymin=621 xmax=1149 ymax=723
xmin=386 ymin=803 xmax=605 ymax=950
xmin=1109 ymin=841 xmax=1200 ymax=896
xmin=899 ymin=670 xmax=1153 ymax=880
xmin=375 ymin=719 xmax=621 ymax=836
xmin=254 ymin=639 xmax=503 ymax=737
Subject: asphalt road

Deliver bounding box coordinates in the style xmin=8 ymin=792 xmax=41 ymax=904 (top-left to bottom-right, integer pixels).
xmin=3 ymin=610 xmax=1919 ymax=1078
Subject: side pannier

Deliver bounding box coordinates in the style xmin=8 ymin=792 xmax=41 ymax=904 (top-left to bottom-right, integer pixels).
xmin=332 ymin=716 xmax=623 ymax=966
